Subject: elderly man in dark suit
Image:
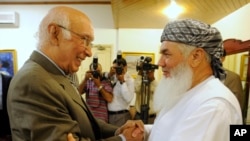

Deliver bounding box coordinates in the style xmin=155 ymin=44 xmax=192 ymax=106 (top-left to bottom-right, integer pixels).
xmin=7 ymin=6 xmax=143 ymax=141
xmin=0 ymin=60 xmax=12 ymax=141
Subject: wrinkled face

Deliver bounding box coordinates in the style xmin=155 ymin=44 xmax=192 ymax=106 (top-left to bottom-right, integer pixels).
xmin=54 ymin=19 xmax=94 ymax=74
xmin=158 ymin=41 xmax=185 ymax=78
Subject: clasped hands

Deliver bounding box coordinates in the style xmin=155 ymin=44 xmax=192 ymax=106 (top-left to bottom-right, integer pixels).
xmin=116 ymin=120 xmax=144 ymax=141
xmin=67 ymin=120 xmax=144 ymax=141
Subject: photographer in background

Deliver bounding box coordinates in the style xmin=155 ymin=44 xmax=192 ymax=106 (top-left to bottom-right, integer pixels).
xmin=104 ymin=57 xmax=135 ymax=126
xmin=130 ymin=56 xmax=158 ymax=124
xmin=133 ymin=69 xmax=157 ymax=124
xmin=78 ymin=63 xmax=113 ymax=123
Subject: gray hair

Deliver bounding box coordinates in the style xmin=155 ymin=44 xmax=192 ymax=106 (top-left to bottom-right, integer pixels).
xmin=177 ymin=43 xmax=211 ymax=63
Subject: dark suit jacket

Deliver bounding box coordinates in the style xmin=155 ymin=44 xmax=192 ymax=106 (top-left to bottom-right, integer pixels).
xmin=0 ymin=73 xmax=12 ymax=136
xmin=7 ymin=51 xmax=121 ymax=141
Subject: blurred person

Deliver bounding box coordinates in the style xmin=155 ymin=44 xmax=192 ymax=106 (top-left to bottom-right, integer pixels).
xmin=0 ymin=60 xmax=11 ymax=76
xmin=78 ymin=63 xmax=113 ymax=122
xmin=143 ymin=19 xmax=242 ymax=141
xmin=0 ymin=60 xmax=12 ymax=141
xmin=7 ymin=6 xmax=143 ymax=141
xmin=133 ymin=69 xmax=157 ymax=124
xmin=221 ymin=49 xmax=244 ymax=110
xmin=104 ymin=58 xmax=135 ymax=126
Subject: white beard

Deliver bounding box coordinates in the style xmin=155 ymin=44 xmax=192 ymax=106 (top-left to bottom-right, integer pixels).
xmin=153 ymin=62 xmax=193 ymax=114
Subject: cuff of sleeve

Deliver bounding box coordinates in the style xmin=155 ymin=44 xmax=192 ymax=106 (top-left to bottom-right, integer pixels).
xmin=118 ymin=134 xmax=126 ymax=141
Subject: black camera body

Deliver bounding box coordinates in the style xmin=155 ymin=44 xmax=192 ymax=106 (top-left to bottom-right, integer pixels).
xmin=92 ymin=70 xmax=100 ymax=79
xmin=115 ymin=50 xmax=124 ymax=75
xmin=115 ymin=66 xmax=123 ymax=75
xmin=91 ymin=55 xmax=100 ymax=79
xmin=136 ymin=56 xmax=159 ymax=72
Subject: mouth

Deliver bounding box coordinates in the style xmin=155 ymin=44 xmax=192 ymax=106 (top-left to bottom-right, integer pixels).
xmin=76 ymin=57 xmax=84 ymax=66
xmin=162 ymin=70 xmax=170 ymax=77
xmin=77 ymin=57 xmax=84 ymax=62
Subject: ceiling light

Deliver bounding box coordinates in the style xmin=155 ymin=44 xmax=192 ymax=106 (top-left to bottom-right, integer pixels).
xmin=163 ymin=0 xmax=184 ymax=19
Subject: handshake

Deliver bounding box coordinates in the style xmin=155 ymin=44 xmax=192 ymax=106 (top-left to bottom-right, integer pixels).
xmin=67 ymin=120 xmax=145 ymax=141
xmin=115 ymin=120 xmax=145 ymax=141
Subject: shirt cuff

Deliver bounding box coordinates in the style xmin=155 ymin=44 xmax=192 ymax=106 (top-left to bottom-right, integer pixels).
xmin=118 ymin=134 xmax=126 ymax=141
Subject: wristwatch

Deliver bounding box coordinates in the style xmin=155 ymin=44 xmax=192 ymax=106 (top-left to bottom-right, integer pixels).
xmin=98 ymin=85 xmax=103 ymax=91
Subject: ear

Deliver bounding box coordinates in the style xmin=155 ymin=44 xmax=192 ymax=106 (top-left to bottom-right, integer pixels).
xmin=188 ymin=48 xmax=205 ymax=68
xmin=48 ymin=24 xmax=60 ymax=46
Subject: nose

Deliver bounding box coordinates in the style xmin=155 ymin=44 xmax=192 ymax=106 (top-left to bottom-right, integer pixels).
xmin=85 ymin=46 xmax=92 ymax=57
xmin=157 ymin=55 xmax=165 ymax=67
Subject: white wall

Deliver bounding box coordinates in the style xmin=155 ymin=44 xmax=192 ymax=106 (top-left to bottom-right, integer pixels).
xmin=0 ymin=4 xmax=116 ymax=69
xmin=117 ymin=29 xmax=163 ymax=80
xmin=213 ymin=3 xmax=250 ymax=123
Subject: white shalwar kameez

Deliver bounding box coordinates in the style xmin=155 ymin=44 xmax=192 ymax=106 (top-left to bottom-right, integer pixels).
xmin=144 ymin=76 xmax=242 ymax=141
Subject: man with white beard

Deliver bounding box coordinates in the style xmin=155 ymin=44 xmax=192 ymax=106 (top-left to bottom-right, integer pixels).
xmin=143 ymin=19 xmax=242 ymax=141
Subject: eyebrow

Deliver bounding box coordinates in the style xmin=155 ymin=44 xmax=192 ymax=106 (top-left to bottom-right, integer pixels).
xmin=159 ymin=48 xmax=169 ymax=54
xmin=81 ymin=31 xmax=94 ymax=41
xmin=81 ymin=33 xmax=93 ymax=41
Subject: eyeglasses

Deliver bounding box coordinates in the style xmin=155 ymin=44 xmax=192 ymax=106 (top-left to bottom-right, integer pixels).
xmin=56 ymin=24 xmax=92 ymax=47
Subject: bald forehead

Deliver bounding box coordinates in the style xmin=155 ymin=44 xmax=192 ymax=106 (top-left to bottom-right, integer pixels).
xmin=50 ymin=6 xmax=94 ymax=40
xmin=50 ymin=6 xmax=87 ymax=17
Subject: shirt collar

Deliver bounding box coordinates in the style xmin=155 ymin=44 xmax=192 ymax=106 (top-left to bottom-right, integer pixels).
xmin=35 ymin=50 xmax=66 ymax=76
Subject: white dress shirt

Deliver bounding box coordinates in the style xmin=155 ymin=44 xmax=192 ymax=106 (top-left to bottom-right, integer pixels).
xmin=108 ymin=72 xmax=134 ymax=111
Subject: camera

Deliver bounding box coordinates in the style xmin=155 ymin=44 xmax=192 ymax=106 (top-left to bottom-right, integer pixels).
xmin=136 ymin=56 xmax=159 ymax=72
xmin=91 ymin=54 xmax=100 ymax=79
xmin=115 ymin=50 xmax=124 ymax=75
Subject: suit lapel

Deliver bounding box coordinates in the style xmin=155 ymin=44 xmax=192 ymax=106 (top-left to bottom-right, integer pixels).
xmin=29 ymin=51 xmax=87 ymax=110
xmin=29 ymin=51 xmax=101 ymax=139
